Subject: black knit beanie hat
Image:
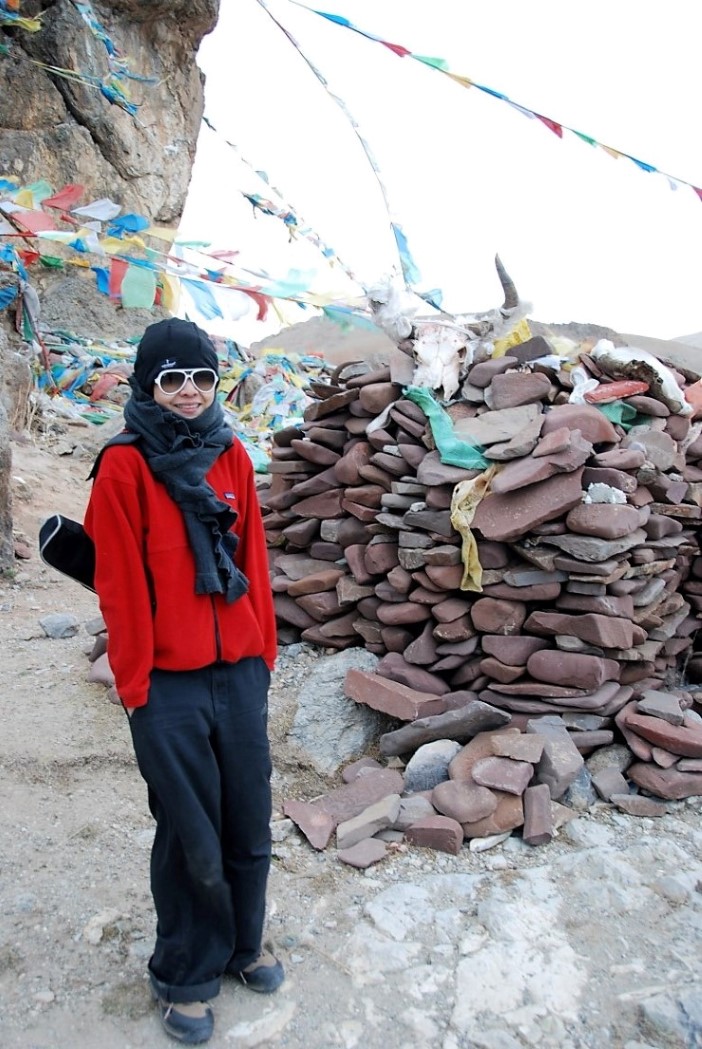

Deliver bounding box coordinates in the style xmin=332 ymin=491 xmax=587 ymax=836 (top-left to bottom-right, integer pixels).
xmin=133 ymin=318 xmax=220 ymax=393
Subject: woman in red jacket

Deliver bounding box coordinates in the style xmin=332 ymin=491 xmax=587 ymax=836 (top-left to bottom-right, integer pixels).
xmin=84 ymin=318 xmax=281 ymax=1045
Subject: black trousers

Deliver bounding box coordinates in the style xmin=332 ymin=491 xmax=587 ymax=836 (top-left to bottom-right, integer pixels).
xmin=128 ymin=657 xmax=272 ymax=1003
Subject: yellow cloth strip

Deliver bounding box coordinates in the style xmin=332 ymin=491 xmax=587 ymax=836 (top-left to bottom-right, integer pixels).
xmin=449 ymin=465 xmax=497 ymax=592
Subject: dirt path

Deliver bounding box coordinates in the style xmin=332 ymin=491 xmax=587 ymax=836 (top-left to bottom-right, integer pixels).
xmin=2 ymin=438 xmax=702 ymax=1049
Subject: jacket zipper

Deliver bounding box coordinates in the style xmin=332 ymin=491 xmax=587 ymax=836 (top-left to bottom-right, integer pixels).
xmin=211 ymin=596 xmax=222 ymax=662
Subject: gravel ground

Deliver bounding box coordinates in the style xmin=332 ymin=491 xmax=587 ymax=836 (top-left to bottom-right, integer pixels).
xmin=2 ymin=438 xmax=701 ymax=1049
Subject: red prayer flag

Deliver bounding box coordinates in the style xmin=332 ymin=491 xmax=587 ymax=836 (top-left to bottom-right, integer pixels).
xmin=43 ymin=184 xmax=85 ymax=210
xmin=210 ymin=249 xmax=241 ymax=262
xmin=535 ymin=114 xmax=563 ymax=138
xmin=381 ymin=40 xmax=411 ymax=58
xmin=55 ymin=210 xmax=81 ymax=227
xmin=13 ymin=210 xmax=57 ymax=233
xmin=240 ymin=289 xmax=269 ymax=322
xmin=693 ymin=186 xmax=702 ymax=203
xmin=109 ymin=258 xmax=128 ymax=300
xmin=17 ymin=248 xmax=40 ymax=267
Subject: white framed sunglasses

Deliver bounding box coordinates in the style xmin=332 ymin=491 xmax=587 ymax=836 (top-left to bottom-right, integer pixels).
xmin=154 ymin=367 xmax=219 ymax=396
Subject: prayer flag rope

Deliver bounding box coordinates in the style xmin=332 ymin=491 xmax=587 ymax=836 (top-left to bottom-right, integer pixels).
xmin=201 ymin=115 xmax=361 ymax=288
xmin=0 ymin=177 xmax=373 ymax=322
xmin=255 ymin=0 xmax=424 ymax=293
xmin=291 ymin=0 xmax=702 ymax=203
xmin=0 ymin=0 xmax=155 ymax=117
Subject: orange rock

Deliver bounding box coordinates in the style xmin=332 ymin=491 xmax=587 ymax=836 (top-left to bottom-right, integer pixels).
xmin=684 ymin=379 xmax=702 ymax=419
xmin=584 ymin=379 xmax=649 ymax=403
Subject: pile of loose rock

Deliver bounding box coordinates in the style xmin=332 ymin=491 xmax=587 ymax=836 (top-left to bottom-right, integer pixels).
xmin=261 ymin=335 xmax=702 ymax=853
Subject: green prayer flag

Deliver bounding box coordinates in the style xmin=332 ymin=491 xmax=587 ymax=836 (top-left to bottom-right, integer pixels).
xmin=22 ymin=307 xmax=33 ymax=342
xmin=573 ymin=131 xmax=597 ymax=147
xmin=120 ymin=264 xmax=156 ymax=309
xmin=596 ymin=401 xmax=638 ymax=430
xmin=24 ymin=180 xmax=54 ymax=204
xmin=404 ymin=386 xmax=489 ymax=469
xmin=414 ymin=55 xmax=450 ymax=71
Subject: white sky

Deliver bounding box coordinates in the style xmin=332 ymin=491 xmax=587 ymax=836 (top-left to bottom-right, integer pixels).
xmin=180 ymin=0 xmax=702 ymax=346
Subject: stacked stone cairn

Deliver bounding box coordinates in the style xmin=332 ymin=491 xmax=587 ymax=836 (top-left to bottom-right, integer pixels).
xmin=261 ymin=337 xmax=702 ymax=862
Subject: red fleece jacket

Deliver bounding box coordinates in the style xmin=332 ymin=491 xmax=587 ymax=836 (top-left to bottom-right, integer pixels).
xmin=84 ymin=439 xmax=276 ymax=707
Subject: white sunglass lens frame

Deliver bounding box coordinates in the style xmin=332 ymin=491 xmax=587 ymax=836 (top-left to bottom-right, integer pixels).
xmin=155 ymin=368 xmax=218 ymax=395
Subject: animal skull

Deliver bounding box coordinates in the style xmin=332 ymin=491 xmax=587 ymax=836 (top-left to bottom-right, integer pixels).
xmin=368 ymin=255 xmax=524 ymax=402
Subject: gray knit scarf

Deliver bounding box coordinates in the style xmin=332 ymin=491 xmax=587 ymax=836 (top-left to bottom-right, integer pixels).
xmin=123 ymin=378 xmax=249 ymax=603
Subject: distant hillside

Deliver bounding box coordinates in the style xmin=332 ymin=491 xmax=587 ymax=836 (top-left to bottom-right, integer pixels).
xmin=674 ymin=332 xmax=702 ymax=350
xmin=620 ymin=333 xmax=701 ymax=378
xmin=250 ymin=315 xmax=396 ymax=366
xmin=250 ymin=313 xmax=701 ymax=379
xmin=527 ymin=319 xmax=624 ymax=346
xmin=250 ymin=315 xmax=624 ymax=365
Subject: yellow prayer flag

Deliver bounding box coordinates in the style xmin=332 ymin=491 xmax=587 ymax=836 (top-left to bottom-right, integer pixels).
xmin=492 ymin=318 xmax=532 ymax=358
xmin=450 ymin=466 xmax=497 ymax=592
xmin=159 ymin=273 xmax=180 ymax=312
xmin=99 ymin=236 xmax=127 ymax=255
xmin=445 ymin=73 xmax=473 ymax=88
xmin=147 ymin=226 xmax=179 ymax=243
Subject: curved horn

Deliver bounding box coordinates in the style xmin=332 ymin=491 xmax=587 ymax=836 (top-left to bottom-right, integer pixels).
xmin=495 ymin=254 xmax=519 ymax=311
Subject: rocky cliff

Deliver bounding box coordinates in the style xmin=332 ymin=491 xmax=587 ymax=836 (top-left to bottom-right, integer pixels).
xmin=0 ymin=0 xmax=220 ymax=569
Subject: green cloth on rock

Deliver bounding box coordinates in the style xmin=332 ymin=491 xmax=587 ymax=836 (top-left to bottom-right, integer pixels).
xmin=404 ymin=385 xmax=489 ymax=469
